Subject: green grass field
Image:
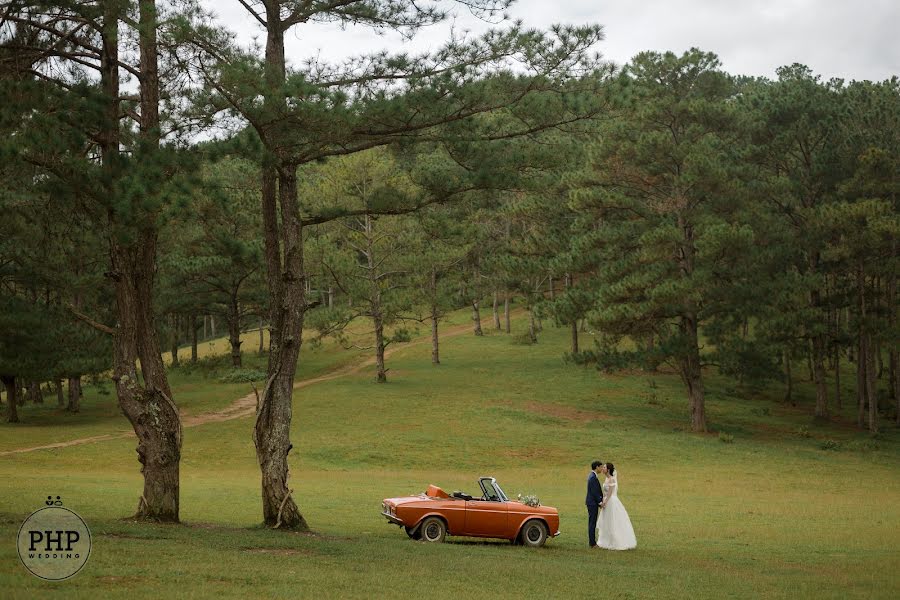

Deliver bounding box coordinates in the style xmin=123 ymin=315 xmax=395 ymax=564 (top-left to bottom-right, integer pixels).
xmin=1 ymin=310 xmax=898 ymax=599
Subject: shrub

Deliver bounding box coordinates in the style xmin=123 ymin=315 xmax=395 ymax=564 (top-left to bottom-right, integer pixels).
xmin=172 ymin=353 xmax=231 ymax=376
xmin=718 ymin=432 xmax=734 ymax=444
xmin=820 ymin=439 xmax=841 ymax=451
xmin=219 ymin=369 xmax=268 ymax=384
xmin=795 ymin=426 xmax=812 ymax=438
xmin=750 ymin=406 xmax=770 ymax=417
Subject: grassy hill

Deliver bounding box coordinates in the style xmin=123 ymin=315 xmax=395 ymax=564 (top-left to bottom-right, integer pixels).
xmin=1 ymin=309 xmax=898 ymax=599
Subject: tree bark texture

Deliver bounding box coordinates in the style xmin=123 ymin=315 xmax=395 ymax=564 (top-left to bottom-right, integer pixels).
xmin=430 ymin=268 xmax=440 ymax=365
xmin=170 ymin=314 xmax=179 ymax=368
xmin=100 ymin=1 xmax=182 ymax=522
xmin=251 ymin=39 xmax=309 ymax=532
xmin=677 ymin=215 xmax=706 ymax=432
xmin=66 ymin=376 xmax=81 ymax=413
xmin=228 ymin=297 xmax=242 ymax=368
xmin=679 ymin=315 xmax=707 ymax=433
xmin=492 ymin=290 xmax=501 ymax=330
xmin=2 ymin=376 xmax=18 ymax=423
xmin=472 ymin=300 xmax=483 ymax=336
xmin=565 ymin=274 xmax=578 ymax=354
xmin=808 ymin=253 xmax=829 ymax=418
xmin=28 ymin=380 xmax=43 ymax=404
xmin=833 ymin=345 xmax=841 ymax=411
xmin=528 ymin=308 xmax=537 ymax=343
xmin=190 ymin=314 xmax=198 ymax=363
xmin=889 ymin=240 xmax=899 ymax=425
xmin=504 ymin=292 xmax=511 ymax=333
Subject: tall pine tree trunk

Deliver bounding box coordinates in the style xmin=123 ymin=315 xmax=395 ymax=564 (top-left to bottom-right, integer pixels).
xmin=809 ymin=254 xmax=828 ymax=418
xmin=170 ymin=314 xmax=179 ymax=368
xmin=857 ymin=336 xmax=867 ymax=428
xmin=66 ymin=376 xmax=81 ymax=413
xmin=492 ymin=290 xmax=501 ymax=330
xmin=29 ymin=380 xmax=43 ymax=404
xmin=2 ymin=376 xmax=17 ymax=423
xmin=101 ymin=1 xmax=182 ymax=522
xmin=504 ymin=291 xmax=511 ymax=333
xmin=858 ymin=265 xmax=877 ymax=432
xmin=431 ymin=308 xmax=440 ymax=366
xmin=190 ymin=314 xmax=198 ymax=363
xmin=865 ymin=335 xmax=878 ymax=432
xmin=834 ymin=345 xmax=841 ymax=411
xmin=228 ymin=297 xmax=242 ymax=368
xmin=565 ymin=274 xmax=578 ymax=353
xmin=528 ymin=308 xmax=537 ymax=343
xmin=373 ymin=302 xmax=387 ymax=383
xmin=110 ymin=233 xmax=182 ymax=522
xmin=431 ymin=268 xmax=440 ymax=365
xmin=784 ymin=351 xmax=793 ymax=405
xmin=677 ymin=215 xmax=706 ymax=432
xmin=472 ymin=300 xmax=483 ymax=336
xmin=679 ymin=314 xmax=707 ymax=432
xmin=363 ymin=214 xmax=387 ymax=383
xmin=251 ymin=56 xmax=309 ymax=535
xmin=889 ymin=239 xmax=899 ymax=425
xmin=55 ymin=378 xmax=64 ymax=407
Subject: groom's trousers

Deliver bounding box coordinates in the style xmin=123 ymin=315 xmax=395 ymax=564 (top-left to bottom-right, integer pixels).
xmin=587 ymin=505 xmax=599 ymax=547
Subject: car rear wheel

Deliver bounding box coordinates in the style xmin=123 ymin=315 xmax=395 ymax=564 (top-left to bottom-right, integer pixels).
xmin=419 ymin=517 xmax=447 ymax=543
xmin=520 ymin=520 xmax=548 ymax=548
xmin=405 ymin=525 xmax=421 ymax=540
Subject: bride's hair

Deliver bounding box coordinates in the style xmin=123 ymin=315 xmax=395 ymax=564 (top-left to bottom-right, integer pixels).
xmin=605 ymin=462 xmax=615 ymax=476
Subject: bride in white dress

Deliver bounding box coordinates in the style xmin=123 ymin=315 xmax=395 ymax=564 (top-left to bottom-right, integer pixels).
xmin=596 ymin=463 xmax=636 ymax=550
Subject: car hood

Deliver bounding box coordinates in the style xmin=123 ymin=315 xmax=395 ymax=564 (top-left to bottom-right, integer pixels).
xmin=508 ymin=501 xmax=558 ymax=515
xmin=383 ymin=494 xmax=449 ymax=507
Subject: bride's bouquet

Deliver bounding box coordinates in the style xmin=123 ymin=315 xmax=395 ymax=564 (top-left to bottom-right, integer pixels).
xmin=516 ymin=493 xmax=541 ymax=507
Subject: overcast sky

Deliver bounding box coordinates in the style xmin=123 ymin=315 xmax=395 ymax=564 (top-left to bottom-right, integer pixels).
xmin=203 ymin=0 xmax=899 ymax=82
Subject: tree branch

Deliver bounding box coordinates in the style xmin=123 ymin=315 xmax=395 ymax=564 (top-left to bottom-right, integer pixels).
xmin=67 ymin=303 xmax=115 ymax=335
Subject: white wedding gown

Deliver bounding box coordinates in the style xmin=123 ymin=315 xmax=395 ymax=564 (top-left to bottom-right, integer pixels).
xmin=596 ymin=475 xmax=637 ymax=550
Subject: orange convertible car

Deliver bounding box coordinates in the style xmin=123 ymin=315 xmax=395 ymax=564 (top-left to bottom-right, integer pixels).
xmin=381 ymin=477 xmax=560 ymax=547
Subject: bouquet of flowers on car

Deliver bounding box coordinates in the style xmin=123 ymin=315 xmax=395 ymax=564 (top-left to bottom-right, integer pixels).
xmin=516 ymin=493 xmax=541 ymax=507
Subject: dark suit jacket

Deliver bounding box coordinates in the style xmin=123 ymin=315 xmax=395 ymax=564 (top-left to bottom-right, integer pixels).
xmin=585 ymin=471 xmax=603 ymax=507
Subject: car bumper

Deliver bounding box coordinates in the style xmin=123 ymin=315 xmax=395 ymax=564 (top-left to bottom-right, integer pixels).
xmin=552 ymin=530 xmax=561 ymax=537
xmin=381 ymin=511 xmax=404 ymax=526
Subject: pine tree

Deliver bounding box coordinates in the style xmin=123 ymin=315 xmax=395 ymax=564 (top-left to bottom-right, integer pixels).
xmin=1 ymin=1 xmax=206 ymax=521
xmin=185 ymin=0 xmax=607 ymax=529
xmin=568 ymin=49 xmax=754 ymax=432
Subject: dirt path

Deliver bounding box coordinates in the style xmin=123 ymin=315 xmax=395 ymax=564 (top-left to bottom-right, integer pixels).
xmin=0 ymin=320 xmax=480 ymax=456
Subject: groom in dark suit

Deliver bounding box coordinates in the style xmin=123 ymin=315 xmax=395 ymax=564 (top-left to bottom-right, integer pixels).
xmin=586 ymin=460 xmax=604 ymax=548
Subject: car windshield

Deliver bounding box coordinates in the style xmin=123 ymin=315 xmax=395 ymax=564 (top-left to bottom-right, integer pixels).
xmin=479 ymin=478 xmax=508 ymax=502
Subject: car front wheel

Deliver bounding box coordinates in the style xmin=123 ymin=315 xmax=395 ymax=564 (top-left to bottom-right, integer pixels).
xmin=419 ymin=517 xmax=447 ymax=543
xmin=520 ymin=520 xmax=548 ymax=548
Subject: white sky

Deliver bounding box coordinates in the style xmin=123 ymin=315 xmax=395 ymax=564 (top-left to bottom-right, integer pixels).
xmin=202 ymin=0 xmax=899 ymax=82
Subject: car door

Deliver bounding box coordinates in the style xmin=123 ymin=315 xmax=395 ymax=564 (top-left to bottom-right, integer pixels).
xmin=464 ymin=499 xmax=508 ymax=537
